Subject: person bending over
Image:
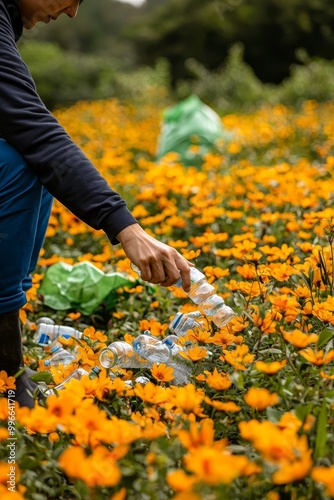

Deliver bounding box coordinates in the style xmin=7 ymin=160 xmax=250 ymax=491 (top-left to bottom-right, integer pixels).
xmin=0 ymin=0 xmax=191 ymax=407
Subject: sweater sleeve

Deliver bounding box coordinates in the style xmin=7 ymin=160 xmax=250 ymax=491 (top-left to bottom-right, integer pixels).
xmin=0 ymin=3 xmax=137 ymax=244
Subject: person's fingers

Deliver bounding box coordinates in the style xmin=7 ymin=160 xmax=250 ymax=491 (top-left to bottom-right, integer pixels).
xmin=159 ymin=255 xmax=193 ymax=292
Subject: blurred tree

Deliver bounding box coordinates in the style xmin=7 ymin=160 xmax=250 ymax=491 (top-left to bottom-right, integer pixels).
xmin=128 ymin=0 xmax=334 ymax=84
xmin=22 ymin=0 xmax=334 ymax=87
xmin=26 ymin=0 xmax=142 ymax=66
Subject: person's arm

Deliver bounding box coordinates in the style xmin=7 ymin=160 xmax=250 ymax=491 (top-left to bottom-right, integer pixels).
xmin=0 ymin=3 xmax=191 ymax=290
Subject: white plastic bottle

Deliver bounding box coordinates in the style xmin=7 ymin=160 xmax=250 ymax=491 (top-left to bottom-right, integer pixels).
xmin=34 ymin=323 xmax=83 ymax=347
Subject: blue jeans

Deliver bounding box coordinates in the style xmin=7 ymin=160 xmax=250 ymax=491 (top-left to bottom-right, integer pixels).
xmin=0 ymin=139 xmax=53 ymax=314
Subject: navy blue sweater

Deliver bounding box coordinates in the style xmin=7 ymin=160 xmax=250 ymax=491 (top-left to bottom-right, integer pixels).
xmin=0 ymin=0 xmax=137 ymax=244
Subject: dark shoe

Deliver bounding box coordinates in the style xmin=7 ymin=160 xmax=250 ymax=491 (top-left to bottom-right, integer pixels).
xmin=0 ymin=310 xmax=36 ymax=408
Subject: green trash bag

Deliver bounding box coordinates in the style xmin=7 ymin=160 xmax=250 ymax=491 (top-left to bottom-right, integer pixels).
xmin=38 ymin=261 xmax=135 ymax=315
xmin=156 ymin=94 xmax=232 ymax=166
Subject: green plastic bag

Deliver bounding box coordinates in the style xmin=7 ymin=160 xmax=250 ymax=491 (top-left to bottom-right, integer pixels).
xmin=38 ymin=261 xmax=135 ymax=315
xmin=156 ymin=94 xmax=232 ymax=166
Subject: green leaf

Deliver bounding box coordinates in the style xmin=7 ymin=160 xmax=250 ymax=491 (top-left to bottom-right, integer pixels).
xmin=30 ymin=371 xmax=54 ymax=384
xmin=317 ymin=328 xmax=333 ymax=349
xmin=314 ymin=400 xmax=328 ymax=460
xmin=295 ymin=403 xmax=313 ymax=423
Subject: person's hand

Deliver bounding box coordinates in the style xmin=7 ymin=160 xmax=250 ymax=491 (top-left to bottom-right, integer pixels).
xmin=116 ymin=224 xmax=193 ymax=292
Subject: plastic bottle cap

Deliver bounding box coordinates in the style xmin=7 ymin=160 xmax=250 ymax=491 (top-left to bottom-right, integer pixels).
xmin=37 ymin=333 xmax=50 ymax=346
xmin=163 ymin=338 xmax=174 ymax=347
xmin=50 ymin=345 xmax=61 ymax=353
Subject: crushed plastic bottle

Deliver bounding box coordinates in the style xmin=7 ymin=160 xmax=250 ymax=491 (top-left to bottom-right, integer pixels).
xmin=52 ymin=365 xmax=101 ymax=391
xmin=174 ymin=268 xmax=236 ymax=328
xmin=34 ymin=323 xmax=83 ymax=348
xmin=44 ymin=345 xmax=77 ymax=367
xmin=169 ymin=311 xmax=206 ymax=337
xmin=131 ymin=264 xmax=236 ymax=328
xmin=99 ymin=341 xmax=153 ymax=370
xmin=133 ymin=334 xmax=192 ymax=385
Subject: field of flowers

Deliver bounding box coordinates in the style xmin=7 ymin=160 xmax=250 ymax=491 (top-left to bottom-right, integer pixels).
xmin=1 ymin=98 xmax=334 ymax=500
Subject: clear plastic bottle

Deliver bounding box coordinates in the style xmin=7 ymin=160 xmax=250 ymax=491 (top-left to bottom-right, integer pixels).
xmin=124 ymin=375 xmax=151 ymax=388
xmin=133 ymin=335 xmax=171 ymax=364
xmin=174 ymin=268 xmax=236 ymax=328
xmin=89 ymin=366 xmax=102 ymax=379
xmin=131 ymin=264 xmax=236 ymax=328
xmin=99 ymin=341 xmax=153 ymax=369
xmin=44 ymin=345 xmax=77 ymax=367
xmin=33 ymin=323 xmax=83 ymax=347
xmin=134 ymin=335 xmax=192 ymax=385
xmin=169 ymin=311 xmax=206 ymax=337
xmin=53 ymin=367 xmax=90 ymax=391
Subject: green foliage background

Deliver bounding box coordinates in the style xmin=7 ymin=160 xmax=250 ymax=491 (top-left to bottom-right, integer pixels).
xmin=17 ymin=0 xmax=334 ymax=110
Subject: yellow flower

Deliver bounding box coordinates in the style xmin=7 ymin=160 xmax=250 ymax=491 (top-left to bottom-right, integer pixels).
xmin=151 ymin=363 xmax=175 ymax=382
xmin=244 ymin=387 xmax=279 ymax=411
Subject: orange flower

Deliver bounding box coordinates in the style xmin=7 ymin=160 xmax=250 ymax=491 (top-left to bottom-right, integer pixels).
xmin=169 ymin=384 xmax=205 ymax=416
xmin=138 ymin=319 xmax=168 ymax=337
xmin=320 ymin=371 xmax=334 ymax=380
xmin=281 ymin=329 xmax=319 ymax=348
xmin=221 ymin=344 xmax=255 ymax=370
xmin=176 ymin=418 xmax=223 ymax=450
xmin=184 ymin=445 xmax=250 ymax=485
xmin=180 ymin=345 xmax=208 ymax=362
xmin=204 ymin=397 xmax=241 ymax=412
xmin=312 ymin=465 xmax=334 ymax=496
xmin=204 ymin=368 xmax=232 ymax=391
xmin=244 ymin=387 xmax=279 ymax=411
xmin=67 ymin=312 xmax=81 ymax=320
xmin=166 ymin=470 xmax=197 ymax=492
xmin=134 ymin=382 xmax=171 ymax=405
xmin=272 ymin=446 xmax=313 ymax=484
xmin=0 ymin=371 xmax=16 ymax=393
xmin=255 ymin=360 xmax=287 ymax=374
xmin=269 ymin=263 xmax=297 ymax=281
xmin=59 ymin=445 xmax=121 ymax=488
xmin=151 ymin=363 xmax=175 ymax=382
xmin=298 ymin=348 xmax=334 ymax=365
xmin=110 ymin=488 xmax=127 ymax=500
